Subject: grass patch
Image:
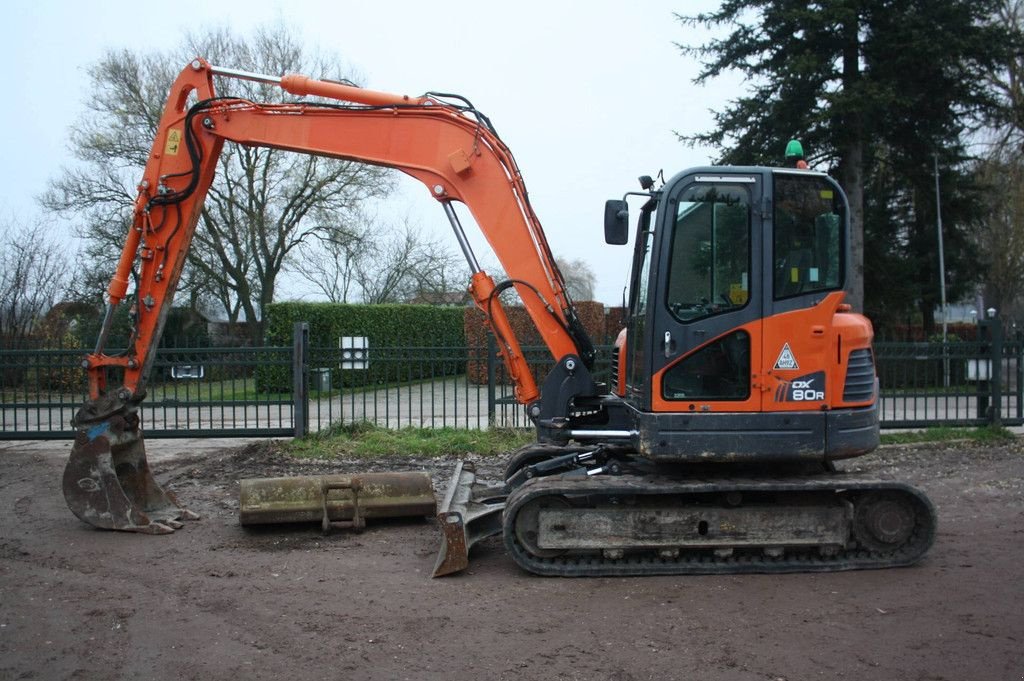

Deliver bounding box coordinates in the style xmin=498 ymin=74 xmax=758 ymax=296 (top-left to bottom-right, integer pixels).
xmin=880 ymin=425 xmax=1017 ymax=445
xmin=287 ymin=422 xmax=535 ymax=459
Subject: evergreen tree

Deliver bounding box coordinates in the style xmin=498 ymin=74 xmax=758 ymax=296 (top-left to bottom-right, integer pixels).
xmin=678 ymin=0 xmax=1012 ymax=331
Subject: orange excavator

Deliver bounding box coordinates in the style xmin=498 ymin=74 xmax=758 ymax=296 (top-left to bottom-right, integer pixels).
xmin=63 ymin=59 xmax=936 ymax=576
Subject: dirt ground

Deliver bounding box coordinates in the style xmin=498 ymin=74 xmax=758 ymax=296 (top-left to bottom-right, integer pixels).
xmin=0 ymin=437 xmax=1022 ymax=681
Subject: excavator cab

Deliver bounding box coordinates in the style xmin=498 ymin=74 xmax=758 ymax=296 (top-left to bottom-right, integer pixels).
xmin=608 ymin=167 xmax=879 ymax=463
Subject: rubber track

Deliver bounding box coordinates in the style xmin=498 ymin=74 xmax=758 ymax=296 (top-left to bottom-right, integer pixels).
xmin=502 ymin=474 xmax=937 ymax=577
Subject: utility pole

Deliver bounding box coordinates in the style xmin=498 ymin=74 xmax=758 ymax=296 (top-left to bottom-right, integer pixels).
xmin=934 ymin=154 xmax=949 ymax=387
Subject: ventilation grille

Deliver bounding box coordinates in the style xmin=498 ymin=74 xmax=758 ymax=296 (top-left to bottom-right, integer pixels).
xmin=843 ymin=348 xmax=876 ymax=402
xmin=610 ymin=347 xmax=620 ymax=394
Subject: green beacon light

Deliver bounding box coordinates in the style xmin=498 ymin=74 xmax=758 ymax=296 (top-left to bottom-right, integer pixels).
xmin=785 ymin=139 xmax=808 ymax=169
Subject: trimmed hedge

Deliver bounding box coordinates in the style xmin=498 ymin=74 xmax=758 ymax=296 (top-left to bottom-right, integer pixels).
xmin=257 ymin=303 xmax=466 ymax=391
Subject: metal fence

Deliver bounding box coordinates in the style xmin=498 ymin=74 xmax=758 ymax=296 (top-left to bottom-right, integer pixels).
xmin=0 ymin=342 xmax=296 ymax=438
xmin=2 ymin=321 xmax=1021 ymax=440
xmin=296 ymin=325 xmax=616 ymax=434
xmin=876 ymin=338 xmax=1022 ymax=428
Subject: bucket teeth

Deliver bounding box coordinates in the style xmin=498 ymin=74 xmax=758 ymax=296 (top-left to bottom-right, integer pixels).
xmin=63 ymin=400 xmax=196 ymax=534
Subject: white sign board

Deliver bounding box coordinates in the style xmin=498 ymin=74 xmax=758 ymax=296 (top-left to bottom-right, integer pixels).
xmin=966 ymin=359 xmax=992 ymax=381
xmin=339 ymin=336 xmax=369 ymax=370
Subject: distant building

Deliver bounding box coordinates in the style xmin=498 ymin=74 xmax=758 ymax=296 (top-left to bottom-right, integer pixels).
xmin=936 ymin=302 xmax=979 ymax=325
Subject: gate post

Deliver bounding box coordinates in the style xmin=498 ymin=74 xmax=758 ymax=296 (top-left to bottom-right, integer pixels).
xmin=977 ymin=309 xmax=1003 ymax=426
xmin=1017 ymin=328 xmax=1023 ymax=421
xmin=990 ymin=310 xmax=1003 ymax=427
xmin=293 ymin=321 xmax=310 ymax=437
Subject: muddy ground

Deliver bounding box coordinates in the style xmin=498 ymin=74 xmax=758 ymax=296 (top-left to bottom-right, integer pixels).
xmin=0 ymin=437 xmax=1022 ymax=681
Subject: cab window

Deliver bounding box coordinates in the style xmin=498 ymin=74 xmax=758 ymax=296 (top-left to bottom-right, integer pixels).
xmin=662 ymin=329 xmax=750 ymax=400
xmin=773 ymin=174 xmax=844 ymax=299
xmin=665 ymin=184 xmax=751 ymax=323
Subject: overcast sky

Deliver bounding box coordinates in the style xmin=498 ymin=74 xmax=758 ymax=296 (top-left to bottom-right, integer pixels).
xmin=2 ymin=0 xmax=738 ymax=306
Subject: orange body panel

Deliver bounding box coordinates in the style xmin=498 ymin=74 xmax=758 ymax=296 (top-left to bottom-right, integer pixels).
xmin=760 ymin=291 xmax=873 ymax=411
xmin=646 ymin=292 xmax=873 ymax=414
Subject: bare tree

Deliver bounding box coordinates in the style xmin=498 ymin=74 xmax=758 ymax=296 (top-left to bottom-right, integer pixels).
xmin=975 ymin=1 xmax=1024 ymax=320
xmin=979 ymin=151 xmax=1024 ymax=316
xmin=42 ymin=24 xmax=392 ymax=342
xmin=348 ymin=222 xmax=462 ymax=304
xmin=291 ymin=218 xmax=464 ymax=304
xmin=556 ymin=257 xmax=597 ymax=302
xmin=0 ymin=219 xmax=74 ymax=341
xmin=397 ymin=227 xmax=465 ymax=304
xmin=290 ymin=217 xmax=372 ymax=303
xmin=985 ymin=0 xmax=1024 ymax=150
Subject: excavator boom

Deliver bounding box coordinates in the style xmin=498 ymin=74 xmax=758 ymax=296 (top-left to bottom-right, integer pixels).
xmin=86 ymin=59 xmax=592 ymax=405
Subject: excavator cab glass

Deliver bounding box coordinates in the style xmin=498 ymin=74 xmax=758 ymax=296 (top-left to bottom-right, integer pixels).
xmin=665 ymin=184 xmax=751 ymax=322
xmin=625 ymin=198 xmax=659 ymax=399
xmin=772 ymin=173 xmax=844 ymax=299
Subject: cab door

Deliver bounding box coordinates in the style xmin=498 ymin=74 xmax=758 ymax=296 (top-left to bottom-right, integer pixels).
xmin=647 ymin=172 xmax=766 ymax=413
xmin=761 ymin=170 xmax=850 ymax=411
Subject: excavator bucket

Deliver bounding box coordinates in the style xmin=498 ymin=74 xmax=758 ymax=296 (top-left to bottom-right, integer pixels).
xmin=63 ymin=394 xmax=197 ymax=534
xmin=432 ymin=461 xmax=507 ymax=577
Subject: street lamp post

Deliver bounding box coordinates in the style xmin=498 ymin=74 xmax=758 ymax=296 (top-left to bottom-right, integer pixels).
xmin=934 ymin=154 xmax=949 ymax=387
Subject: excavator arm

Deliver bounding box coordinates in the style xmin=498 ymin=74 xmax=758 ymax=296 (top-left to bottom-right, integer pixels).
xmin=87 ymin=58 xmax=595 ymax=407
xmin=64 ymin=58 xmax=598 ymax=533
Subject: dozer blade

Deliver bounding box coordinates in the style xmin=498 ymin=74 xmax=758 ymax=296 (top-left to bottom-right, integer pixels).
xmin=63 ymin=395 xmax=197 ymax=534
xmin=238 ymin=472 xmax=436 ymax=530
xmin=432 ymin=461 xmax=507 ymax=577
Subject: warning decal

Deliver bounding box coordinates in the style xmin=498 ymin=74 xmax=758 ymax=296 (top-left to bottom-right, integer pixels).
xmin=164 ymin=129 xmax=182 ymax=156
xmin=774 ymin=343 xmax=799 ymax=370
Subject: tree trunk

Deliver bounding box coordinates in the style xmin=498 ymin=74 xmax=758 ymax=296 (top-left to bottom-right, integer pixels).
xmin=919 ymin=298 xmax=936 ymax=335
xmin=839 ymin=140 xmax=866 ymax=313
xmin=839 ymin=12 xmax=866 ymax=313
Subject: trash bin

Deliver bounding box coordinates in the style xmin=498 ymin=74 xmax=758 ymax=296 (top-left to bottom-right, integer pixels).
xmin=312 ymin=368 xmax=331 ymax=391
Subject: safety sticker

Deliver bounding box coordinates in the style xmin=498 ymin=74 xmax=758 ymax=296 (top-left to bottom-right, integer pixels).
xmin=774 ymin=343 xmax=799 ymax=370
xmin=165 ymin=129 xmax=182 ymax=156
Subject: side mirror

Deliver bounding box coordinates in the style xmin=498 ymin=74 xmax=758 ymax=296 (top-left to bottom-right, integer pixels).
xmin=604 ymin=200 xmax=629 ymax=245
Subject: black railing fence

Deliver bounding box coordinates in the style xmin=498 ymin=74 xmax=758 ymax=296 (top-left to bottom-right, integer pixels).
xmin=2 ymin=321 xmax=1020 ymax=439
